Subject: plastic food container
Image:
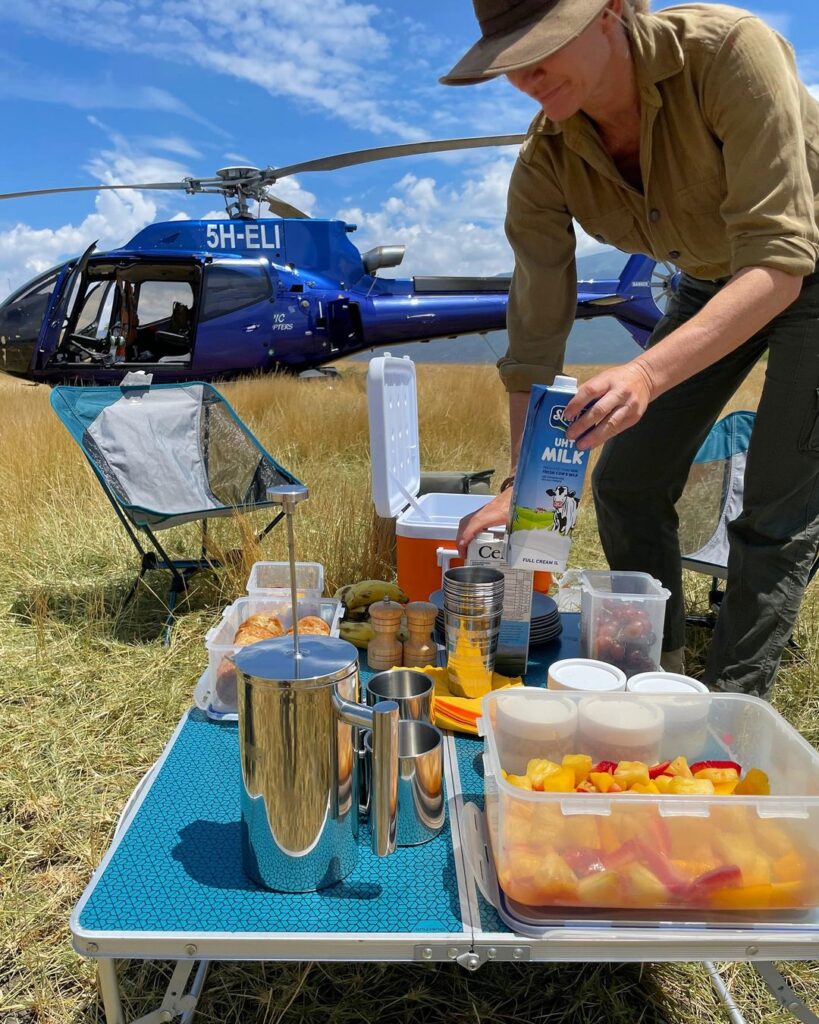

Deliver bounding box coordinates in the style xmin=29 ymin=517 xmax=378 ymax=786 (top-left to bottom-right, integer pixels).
xmin=479 ymin=688 xmax=819 ymax=912
xmin=580 ymin=570 xmax=670 ymax=678
xmin=547 ymin=658 xmax=627 ymax=693
xmin=203 ymin=595 xmax=343 ymax=717
xmin=494 ymin=693 xmax=578 ymax=774
xmin=627 ymin=672 xmax=710 ymax=761
xmin=246 ymin=561 xmax=324 ymax=601
xmin=577 ymin=696 xmax=664 ymax=764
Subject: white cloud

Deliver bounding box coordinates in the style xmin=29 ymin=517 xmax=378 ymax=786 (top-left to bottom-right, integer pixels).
xmin=0 ymin=56 xmax=227 ymax=136
xmin=0 ymin=0 xmax=424 ymax=141
xmin=335 ymin=156 xmax=605 ymax=278
xmin=0 ymin=188 xmax=159 ymax=297
xmin=0 ymin=117 xmax=321 ymax=300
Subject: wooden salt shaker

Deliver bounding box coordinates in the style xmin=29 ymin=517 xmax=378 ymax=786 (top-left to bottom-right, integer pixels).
xmin=367 ymin=598 xmax=404 ymax=670
xmin=403 ymin=601 xmax=438 ymax=668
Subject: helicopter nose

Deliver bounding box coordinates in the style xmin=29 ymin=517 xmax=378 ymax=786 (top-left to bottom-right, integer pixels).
xmin=0 ymin=333 xmax=36 ymax=375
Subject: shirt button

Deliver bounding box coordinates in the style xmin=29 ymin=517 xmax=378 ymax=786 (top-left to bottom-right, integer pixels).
xmin=649 ymin=208 xmax=661 ymax=223
xmin=668 ymin=249 xmax=681 ymax=259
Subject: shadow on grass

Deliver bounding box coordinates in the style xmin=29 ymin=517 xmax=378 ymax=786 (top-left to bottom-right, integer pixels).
xmin=9 ymin=568 xmax=227 ymax=645
xmin=73 ymin=958 xmax=678 ymax=1024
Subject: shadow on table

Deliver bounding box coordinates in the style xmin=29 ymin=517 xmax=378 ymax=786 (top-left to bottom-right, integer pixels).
xmin=172 ymin=819 xmax=382 ymax=902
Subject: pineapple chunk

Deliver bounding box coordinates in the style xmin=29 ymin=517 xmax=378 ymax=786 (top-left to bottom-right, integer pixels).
xmin=562 ymin=753 xmax=593 ymax=786
xmin=668 ymin=776 xmax=715 ymax=796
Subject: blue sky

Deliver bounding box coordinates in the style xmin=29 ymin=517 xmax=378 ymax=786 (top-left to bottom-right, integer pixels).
xmin=0 ymin=0 xmax=816 ymax=299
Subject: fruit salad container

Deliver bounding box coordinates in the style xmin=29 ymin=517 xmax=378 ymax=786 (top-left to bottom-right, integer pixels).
xmin=580 ymin=570 xmax=670 ymax=678
xmin=245 ymin=561 xmax=324 ymax=601
xmin=478 ymin=688 xmax=819 ymax=912
xmin=203 ymin=595 xmax=343 ymax=718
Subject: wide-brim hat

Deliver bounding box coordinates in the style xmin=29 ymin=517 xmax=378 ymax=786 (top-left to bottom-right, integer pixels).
xmin=441 ymin=0 xmax=610 ymax=86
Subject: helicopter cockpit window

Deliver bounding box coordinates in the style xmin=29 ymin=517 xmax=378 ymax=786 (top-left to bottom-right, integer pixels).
xmin=0 ymin=264 xmax=66 ymax=345
xmin=60 ymin=262 xmax=198 ymax=366
xmin=200 ymin=264 xmax=270 ymax=322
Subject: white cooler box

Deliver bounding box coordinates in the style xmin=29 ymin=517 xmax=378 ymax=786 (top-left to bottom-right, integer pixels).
xmin=367 ymin=353 xmax=495 ymax=602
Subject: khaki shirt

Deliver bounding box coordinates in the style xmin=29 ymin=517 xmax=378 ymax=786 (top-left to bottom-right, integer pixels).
xmin=499 ymin=3 xmax=819 ymax=392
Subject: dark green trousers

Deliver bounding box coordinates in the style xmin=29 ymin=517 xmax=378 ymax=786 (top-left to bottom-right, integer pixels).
xmin=592 ymin=271 xmax=819 ymax=698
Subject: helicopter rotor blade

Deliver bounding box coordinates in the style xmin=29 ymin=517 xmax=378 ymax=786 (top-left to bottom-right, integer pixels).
xmin=264 ymin=192 xmax=310 ymax=219
xmin=0 ymin=181 xmax=194 ymax=201
xmin=266 ymin=134 xmax=526 ymax=181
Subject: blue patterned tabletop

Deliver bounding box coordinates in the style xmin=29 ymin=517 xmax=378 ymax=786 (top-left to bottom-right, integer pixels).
xmin=77 ymin=616 xmax=579 ymax=941
xmin=78 ymin=710 xmax=465 ymax=938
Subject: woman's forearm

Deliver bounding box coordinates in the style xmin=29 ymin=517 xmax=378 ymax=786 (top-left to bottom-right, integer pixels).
xmin=634 ymin=266 xmax=803 ymax=400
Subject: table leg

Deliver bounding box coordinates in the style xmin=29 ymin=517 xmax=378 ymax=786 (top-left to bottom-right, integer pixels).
xmin=755 ymin=963 xmax=819 ymax=1024
xmin=97 ymin=960 xmax=125 ymax=1024
xmin=704 ymin=961 xmax=748 ymax=1024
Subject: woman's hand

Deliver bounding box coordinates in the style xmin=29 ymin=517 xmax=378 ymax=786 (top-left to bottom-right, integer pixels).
xmin=455 ymin=488 xmax=513 ymax=557
xmin=563 ymin=361 xmax=655 ymax=451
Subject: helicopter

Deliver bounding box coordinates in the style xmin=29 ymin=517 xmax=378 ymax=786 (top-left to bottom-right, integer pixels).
xmin=0 ymin=136 xmax=675 ymax=384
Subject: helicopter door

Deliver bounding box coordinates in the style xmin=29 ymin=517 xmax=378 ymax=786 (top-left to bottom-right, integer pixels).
xmin=31 ymin=242 xmax=96 ymax=372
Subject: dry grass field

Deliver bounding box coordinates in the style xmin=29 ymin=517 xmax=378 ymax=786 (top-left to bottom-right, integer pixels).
xmin=1 ymin=361 xmax=817 ymax=1023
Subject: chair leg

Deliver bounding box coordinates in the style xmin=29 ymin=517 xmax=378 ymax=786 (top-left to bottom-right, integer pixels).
xmin=121 ymin=552 xmax=159 ymax=609
xmin=686 ymin=577 xmax=723 ymax=632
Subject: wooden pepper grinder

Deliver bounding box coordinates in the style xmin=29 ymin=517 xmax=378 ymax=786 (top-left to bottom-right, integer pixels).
xmin=367 ymin=597 xmax=404 ymax=670
xmin=403 ymin=601 xmax=438 ymax=668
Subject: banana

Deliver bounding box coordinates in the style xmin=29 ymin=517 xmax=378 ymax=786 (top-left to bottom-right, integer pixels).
xmin=341 ymin=579 xmax=409 ymax=612
xmin=339 ymin=620 xmax=375 ymax=649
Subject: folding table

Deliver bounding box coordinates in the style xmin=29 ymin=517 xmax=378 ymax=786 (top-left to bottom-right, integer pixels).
xmin=70 ymin=616 xmax=819 ymax=1024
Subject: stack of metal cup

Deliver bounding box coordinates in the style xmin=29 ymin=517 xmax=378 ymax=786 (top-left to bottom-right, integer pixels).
xmin=442 ymin=566 xmax=505 ymax=696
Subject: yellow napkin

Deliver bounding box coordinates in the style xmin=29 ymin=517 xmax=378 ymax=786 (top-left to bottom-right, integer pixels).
xmin=407 ymin=664 xmax=523 ymax=736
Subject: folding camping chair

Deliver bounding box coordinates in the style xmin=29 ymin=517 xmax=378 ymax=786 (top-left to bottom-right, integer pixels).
xmin=677 ymin=409 xmax=819 ymax=640
xmin=51 ymin=376 xmax=299 ymax=641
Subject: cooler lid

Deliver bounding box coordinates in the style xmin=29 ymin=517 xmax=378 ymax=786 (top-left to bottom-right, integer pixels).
xmin=367 ymin=353 xmax=421 ymax=518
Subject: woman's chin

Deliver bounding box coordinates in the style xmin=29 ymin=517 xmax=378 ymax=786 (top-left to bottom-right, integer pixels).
xmin=540 ymin=95 xmax=581 ymax=122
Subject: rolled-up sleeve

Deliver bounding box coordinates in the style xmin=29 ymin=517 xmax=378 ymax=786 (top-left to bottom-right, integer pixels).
xmin=702 ymin=16 xmax=819 ymax=277
xmin=497 ymin=139 xmax=577 ymax=392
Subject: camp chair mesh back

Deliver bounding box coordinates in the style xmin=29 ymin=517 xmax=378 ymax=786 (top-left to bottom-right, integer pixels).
xmin=678 ymin=410 xmax=754 ymax=580
xmin=51 ymin=380 xmax=299 ymax=637
xmin=52 ymin=381 xmax=296 ymax=530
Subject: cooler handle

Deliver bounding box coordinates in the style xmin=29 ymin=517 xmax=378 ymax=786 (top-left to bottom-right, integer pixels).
xmin=436 ymin=546 xmax=459 ymax=587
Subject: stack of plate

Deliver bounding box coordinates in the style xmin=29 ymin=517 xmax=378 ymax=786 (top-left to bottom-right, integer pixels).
xmin=429 ymin=590 xmax=562 ymax=647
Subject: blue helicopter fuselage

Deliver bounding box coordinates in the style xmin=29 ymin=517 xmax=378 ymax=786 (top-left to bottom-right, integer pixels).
xmin=0 ymin=216 xmax=666 ymax=383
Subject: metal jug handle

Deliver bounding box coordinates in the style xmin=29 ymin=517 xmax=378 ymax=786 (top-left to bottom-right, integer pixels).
xmin=334 ymin=694 xmax=399 ymax=857
xmin=369 ymin=701 xmax=399 ymax=856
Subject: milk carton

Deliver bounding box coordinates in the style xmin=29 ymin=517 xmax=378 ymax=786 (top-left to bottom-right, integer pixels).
xmin=506 ymin=375 xmax=590 ymax=572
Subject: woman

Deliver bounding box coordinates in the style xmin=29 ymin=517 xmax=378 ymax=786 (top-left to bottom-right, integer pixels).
xmin=445 ymin=0 xmax=819 ymax=697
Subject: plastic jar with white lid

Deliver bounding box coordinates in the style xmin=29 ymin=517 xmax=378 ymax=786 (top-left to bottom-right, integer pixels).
xmin=577 ymin=696 xmax=665 ymax=765
xmin=493 ymin=692 xmax=578 ymax=774
xmin=626 ymin=672 xmax=710 ymax=762
xmin=547 ymin=658 xmax=627 ymax=693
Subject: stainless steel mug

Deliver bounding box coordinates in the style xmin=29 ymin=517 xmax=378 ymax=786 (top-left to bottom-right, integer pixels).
xmin=366 ymin=720 xmax=444 ymax=846
xmin=230 ymin=635 xmax=399 ymax=893
xmin=366 ymin=669 xmax=434 ymax=722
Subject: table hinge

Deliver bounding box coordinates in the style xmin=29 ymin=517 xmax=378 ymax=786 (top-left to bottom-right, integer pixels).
xmin=413 ymin=944 xmax=531 ymax=970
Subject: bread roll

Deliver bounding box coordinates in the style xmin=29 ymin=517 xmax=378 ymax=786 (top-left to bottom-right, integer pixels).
xmin=233 ymin=612 xmax=285 ymax=646
xmin=287 ymin=615 xmax=331 ymax=636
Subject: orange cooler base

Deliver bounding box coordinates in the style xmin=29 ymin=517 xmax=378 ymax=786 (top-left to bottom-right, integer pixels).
xmin=397 ymin=535 xmax=462 ymax=603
